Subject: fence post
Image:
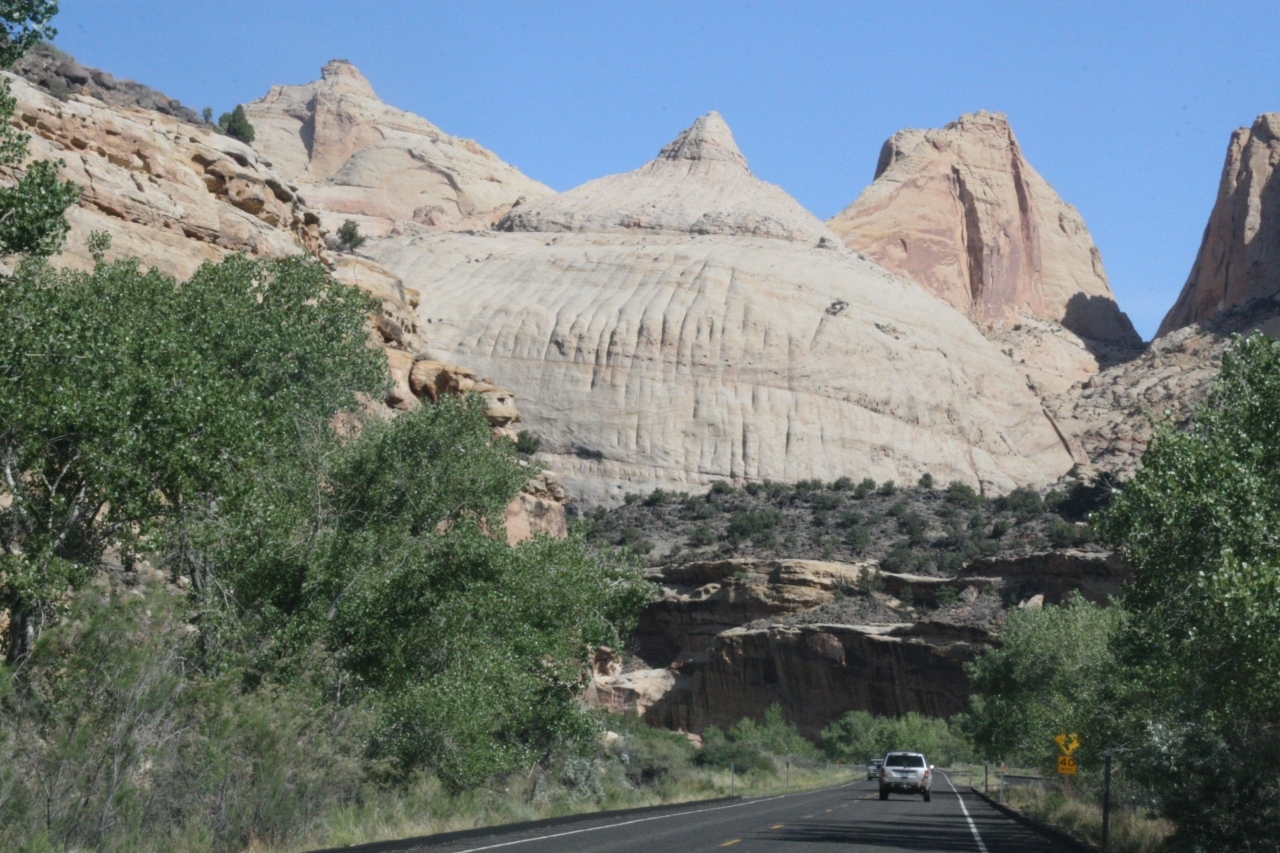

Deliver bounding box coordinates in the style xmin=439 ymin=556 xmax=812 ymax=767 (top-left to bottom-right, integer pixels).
xmin=786 ymin=758 xmax=790 ymax=788
xmin=1102 ymin=750 xmax=1113 ymax=851
xmin=730 ymin=762 xmax=735 ymax=795
xmin=826 ymin=760 xmax=830 ymax=784
xmin=984 ymin=764 xmax=988 ymax=794
xmin=999 ymin=763 xmax=1004 ymax=804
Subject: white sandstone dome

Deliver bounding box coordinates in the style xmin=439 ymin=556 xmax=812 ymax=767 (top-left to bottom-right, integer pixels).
xmin=368 ymin=113 xmax=1077 ymax=503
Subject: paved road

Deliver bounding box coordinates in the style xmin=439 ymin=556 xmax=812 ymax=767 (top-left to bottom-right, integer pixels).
xmin=397 ymin=774 xmax=1073 ymax=852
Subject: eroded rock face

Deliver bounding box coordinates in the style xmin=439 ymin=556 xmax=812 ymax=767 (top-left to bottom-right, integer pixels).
xmin=370 ymin=113 xmax=1076 ymax=503
xmin=1158 ymin=114 xmax=1280 ymax=336
xmin=1046 ymin=295 xmax=1280 ymax=477
xmin=828 ymin=112 xmax=1140 ymax=395
xmin=2 ymin=72 xmax=323 ymax=279
xmin=598 ymin=554 xmax=1126 ymax=736
xmin=244 ymin=60 xmax=553 ymax=236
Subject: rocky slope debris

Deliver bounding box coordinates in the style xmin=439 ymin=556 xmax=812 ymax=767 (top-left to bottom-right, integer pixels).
xmin=244 ymin=60 xmax=552 ymax=236
xmin=1158 ymin=113 xmax=1280 ymax=336
xmin=369 ymin=112 xmax=1076 ymax=502
xmin=829 ymin=111 xmax=1141 ymax=395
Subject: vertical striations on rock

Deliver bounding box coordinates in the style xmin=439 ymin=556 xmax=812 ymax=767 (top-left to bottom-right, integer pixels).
xmin=369 ymin=112 xmax=1077 ymax=502
xmin=244 ymin=60 xmax=553 ymax=236
xmin=829 ymin=111 xmax=1140 ymax=348
xmin=1158 ymin=113 xmax=1280 ymax=337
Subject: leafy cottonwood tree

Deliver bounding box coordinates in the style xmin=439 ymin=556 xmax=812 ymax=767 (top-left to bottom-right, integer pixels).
xmin=0 ymin=255 xmax=386 ymax=659
xmin=1098 ymin=332 xmax=1280 ymax=849
xmin=0 ymin=1 xmax=79 ymax=256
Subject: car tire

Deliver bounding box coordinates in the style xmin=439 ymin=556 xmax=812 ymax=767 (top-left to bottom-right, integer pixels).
xmin=923 ymin=790 xmax=931 ymax=802
xmin=879 ymin=789 xmax=889 ymax=800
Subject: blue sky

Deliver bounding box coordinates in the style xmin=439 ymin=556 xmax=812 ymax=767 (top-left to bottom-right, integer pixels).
xmin=53 ymin=1 xmax=1280 ymax=339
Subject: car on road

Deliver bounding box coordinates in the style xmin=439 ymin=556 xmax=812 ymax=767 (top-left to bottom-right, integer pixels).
xmin=866 ymin=758 xmax=884 ymax=780
xmin=879 ymin=751 xmax=933 ymax=801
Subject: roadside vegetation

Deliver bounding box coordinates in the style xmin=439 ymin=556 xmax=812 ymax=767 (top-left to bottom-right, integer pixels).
xmin=964 ymin=332 xmax=1280 ymax=851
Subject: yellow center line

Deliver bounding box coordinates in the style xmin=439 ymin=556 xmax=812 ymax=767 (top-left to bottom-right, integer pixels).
xmin=824 ymin=808 xmax=833 ymax=813
xmin=770 ymin=823 xmax=785 ymax=829
xmin=804 ymin=813 xmax=815 ymax=818
xmin=720 ymin=840 xmax=740 ymax=847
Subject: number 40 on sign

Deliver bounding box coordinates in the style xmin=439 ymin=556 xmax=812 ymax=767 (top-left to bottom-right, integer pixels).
xmin=1058 ymin=755 xmax=1078 ymax=775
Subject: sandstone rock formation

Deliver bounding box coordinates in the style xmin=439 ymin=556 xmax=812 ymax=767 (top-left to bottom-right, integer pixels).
xmin=244 ymin=60 xmax=552 ymax=236
xmin=1046 ymin=294 xmax=1280 ymax=477
xmin=828 ymin=112 xmax=1141 ymax=394
xmin=2 ymin=71 xmax=323 ymax=279
xmin=598 ymin=554 xmax=1127 ymax=737
xmin=0 ymin=56 xmax=566 ymax=543
xmin=370 ymin=113 xmax=1077 ymax=502
xmin=1158 ymin=113 xmax=1280 ymax=336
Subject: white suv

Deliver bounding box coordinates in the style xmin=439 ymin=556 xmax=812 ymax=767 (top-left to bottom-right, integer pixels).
xmin=878 ymin=751 xmax=933 ymax=801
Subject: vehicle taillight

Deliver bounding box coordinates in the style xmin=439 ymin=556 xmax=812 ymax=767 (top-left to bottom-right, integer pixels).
xmin=924 ymin=769 xmax=930 ymax=778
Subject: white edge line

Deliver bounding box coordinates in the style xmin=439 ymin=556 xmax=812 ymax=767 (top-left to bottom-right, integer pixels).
xmin=943 ymin=772 xmax=990 ymax=853
xmin=448 ymin=782 xmax=859 ymax=853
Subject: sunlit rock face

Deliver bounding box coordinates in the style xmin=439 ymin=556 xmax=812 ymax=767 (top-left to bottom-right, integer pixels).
xmin=1158 ymin=113 xmax=1280 ymax=337
xmin=828 ymin=111 xmax=1141 ymax=398
xmin=244 ymin=60 xmax=553 ymax=237
xmin=370 ymin=112 xmax=1076 ymax=504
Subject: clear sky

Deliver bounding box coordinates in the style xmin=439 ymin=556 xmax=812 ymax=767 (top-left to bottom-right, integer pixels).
xmin=52 ymin=1 xmax=1280 ymax=339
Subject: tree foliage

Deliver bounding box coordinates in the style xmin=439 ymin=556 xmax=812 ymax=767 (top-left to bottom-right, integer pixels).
xmin=1097 ymin=332 xmax=1280 ymax=848
xmin=822 ymin=710 xmax=971 ymax=766
xmin=0 ymin=3 xmax=79 ymax=257
xmin=0 ymin=255 xmax=386 ymax=659
xmin=961 ymin=594 xmax=1122 ymax=772
xmin=219 ymin=104 xmax=255 ymax=143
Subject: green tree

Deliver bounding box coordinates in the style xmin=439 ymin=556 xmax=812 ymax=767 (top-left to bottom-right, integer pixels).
xmin=0 ymin=255 xmax=386 ymax=659
xmin=961 ymin=594 xmax=1122 ymax=772
xmin=0 ymin=1 xmax=79 ymax=257
xmin=219 ymin=104 xmax=255 ymax=143
xmin=822 ymin=710 xmax=971 ymax=766
xmin=336 ymin=218 xmax=366 ymax=250
xmin=1098 ymin=333 xmax=1280 ymax=848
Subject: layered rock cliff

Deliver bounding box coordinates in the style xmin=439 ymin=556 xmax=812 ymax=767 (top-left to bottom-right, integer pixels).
xmin=1158 ymin=113 xmax=1280 ymax=336
xmin=829 ymin=112 xmax=1141 ymax=395
xmin=591 ymin=555 xmax=1123 ymax=738
xmin=363 ymin=111 xmax=1076 ymax=502
xmin=244 ymin=60 xmax=552 ymax=236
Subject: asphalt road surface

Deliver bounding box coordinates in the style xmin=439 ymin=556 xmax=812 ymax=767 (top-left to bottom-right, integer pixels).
xmin=393 ymin=774 xmax=1074 ymax=852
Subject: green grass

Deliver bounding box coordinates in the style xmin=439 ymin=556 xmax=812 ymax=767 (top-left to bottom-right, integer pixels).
xmin=1001 ymin=780 xmax=1172 ymax=853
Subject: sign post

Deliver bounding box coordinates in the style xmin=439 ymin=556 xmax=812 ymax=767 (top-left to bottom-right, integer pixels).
xmin=1102 ymin=750 xmax=1113 ymax=851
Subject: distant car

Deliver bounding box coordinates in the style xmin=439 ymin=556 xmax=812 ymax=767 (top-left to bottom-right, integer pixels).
xmin=866 ymin=758 xmax=884 ymax=780
xmin=879 ymin=751 xmax=933 ymax=801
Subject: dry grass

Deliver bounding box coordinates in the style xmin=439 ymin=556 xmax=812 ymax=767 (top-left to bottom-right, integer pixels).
xmin=254 ymin=761 xmax=857 ymax=853
xmin=1004 ymin=783 xmax=1173 ymax=853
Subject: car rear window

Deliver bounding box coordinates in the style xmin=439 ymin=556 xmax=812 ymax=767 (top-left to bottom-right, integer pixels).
xmin=886 ymin=754 xmax=925 ymax=767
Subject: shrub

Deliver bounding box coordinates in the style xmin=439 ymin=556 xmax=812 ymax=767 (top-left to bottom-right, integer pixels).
xmin=726 ymin=509 xmax=781 ymax=547
xmin=793 ymin=479 xmax=824 ymax=496
xmin=853 ymin=478 xmax=876 ymax=499
xmin=744 ymin=481 xmax=764 ymax=496
xmin=623 ymin=492 xmax=641 ymax=505
xmin=336 ymin=219 xmax=367 ymax=250
xmin=917 ymin=472 xmax=934 ymax=489
xmin=844 ymin=526 xmax=871 ymax=551
xmin=935 ymin=585 xmax=959 ymax=606
xmin=709 ymin=480 xmax=735 ymax=496
xmin=687 ymin=524 xmax=715 ymax=547
xmin=810 ymin=492 xmax=843 ymax=511
xmin=878 ymin=479 xmax=897 ymax=496
xmin=990 ymin=519 xmax=1010 ymax=538
xmin=643 ymin=488 xmax=668 ymax=507
xmin=945 ymin=481 xmax=982 ymax=508
xmin=617 ymin=526 xmax=654 ymax=553
xmin=1045 ymin=520 xmax=1081 ymax=548
xmin=218 ymin=104 xmax=255 ymax=143
xmin=832 ymin=476 xmax=855 ymax=491
xmin=836 ymin=509 xmax=863 ymax=529
xmin=994 ymin=486 xmax=1044 ymax=523
xmin=515 ymin=430 xmax=541 ymax=455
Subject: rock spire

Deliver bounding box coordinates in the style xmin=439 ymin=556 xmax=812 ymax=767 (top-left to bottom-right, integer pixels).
xmin=498 ymin=111 xmax=839 ymax=244
xmin=828 ymin=111 xmax=1139 ymax=346
xmin=1158 ymin=113 xmax=1280 ymax=336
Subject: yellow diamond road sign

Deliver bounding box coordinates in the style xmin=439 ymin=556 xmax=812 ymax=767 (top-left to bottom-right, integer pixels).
xmin=1058 ymin=756 xmax=1078 ymax=775
xmin=1054 ymin=732 xmax=1081 ymax=756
